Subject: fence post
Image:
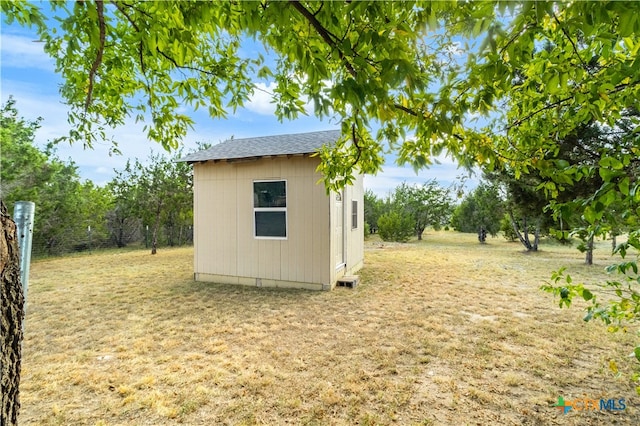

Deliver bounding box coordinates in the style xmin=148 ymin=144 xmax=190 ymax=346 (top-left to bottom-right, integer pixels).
xmin=13 ymin=201 xmax=35 ymax=308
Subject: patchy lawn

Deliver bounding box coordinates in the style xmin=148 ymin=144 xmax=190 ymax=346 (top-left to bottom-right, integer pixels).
xmin=20 ymin=231 xmax=638 ymax=425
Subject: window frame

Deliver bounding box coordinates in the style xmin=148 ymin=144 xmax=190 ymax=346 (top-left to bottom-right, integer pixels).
xmin=253 ymin=179 xmax=288 ymax=239
xmin=351 ymin=199 xmax=358 ymax=229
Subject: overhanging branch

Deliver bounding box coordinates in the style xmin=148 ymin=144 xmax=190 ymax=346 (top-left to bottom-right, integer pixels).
xmin=85 ymin=0 xmax=106 ymax=110
xmin=288 ymin=0 xmax=357 ymax=78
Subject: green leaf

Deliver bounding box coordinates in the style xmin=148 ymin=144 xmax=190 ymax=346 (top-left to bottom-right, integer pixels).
xmin=583 ymin=206 xmax=598 ymax=224
xmin=584 ymin=310 xmax=594 ymax=322
xmin=547 ymin=73 xmax=560 ymax=94
xmin=619 ymin=177 xmax=630 ymax=196
xmin=619 ymin=12 xmax=636 ymax=37
xmin=599 ymin=156 xmax=624 ymax=170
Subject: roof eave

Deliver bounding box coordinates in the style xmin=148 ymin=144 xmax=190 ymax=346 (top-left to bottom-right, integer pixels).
xmin=187 ymin=152 xmax=316 ymax=165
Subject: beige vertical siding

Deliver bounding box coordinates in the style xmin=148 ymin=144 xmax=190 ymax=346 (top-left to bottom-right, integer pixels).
xmin=193 ymin=156 xmax=332 ymax=289
xmin=194 ymin=162 xmax=238 ymax=277
xmin=329 ymin=173 xmax=365 ymax=284
xmin=328 ymin=192 xmax=338 ymax=286
xmin=346 ymin=174 xmax=365 ymax=276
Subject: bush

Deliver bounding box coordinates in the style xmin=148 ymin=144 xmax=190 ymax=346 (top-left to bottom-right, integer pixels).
xmin=377 ymin=211 xmax=415 ymax=242
xmin=500 ymin=214 xmax=518 ymax=241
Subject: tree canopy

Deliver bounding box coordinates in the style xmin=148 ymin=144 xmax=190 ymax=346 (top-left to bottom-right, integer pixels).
xmin=1 ymin=98 xmax=193 ymax=255
xmin=393 ymin=180 xmax=452 ymax=240
xmin=110 ymin=151 xmax=193 ymax=254
xmin=1 ymin=98 xmax=112 ymax=255
xmin=450 ymin=182 xmax=504 ymax=237
xmin=3 ymin=1 xmax=638 ymax=189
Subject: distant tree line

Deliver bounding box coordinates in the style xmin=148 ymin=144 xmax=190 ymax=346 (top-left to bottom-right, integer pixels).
xmin=4 ymin=96 xmax=634 ymax=263
xmin=364 ymin=180 xmax=453 ymax=243
xmin=367 ymin=120 xmax=637 ymax=265
xmin=1 ymin=98 xmax=194 ymax=256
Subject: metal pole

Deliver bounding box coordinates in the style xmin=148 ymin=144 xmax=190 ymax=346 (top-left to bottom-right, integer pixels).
xmin=13 ymin=201 xmax=35 ymax=308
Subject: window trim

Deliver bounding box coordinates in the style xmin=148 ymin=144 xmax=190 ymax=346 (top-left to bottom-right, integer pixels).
xmin=253 ymin=179 xmax=287 ymax=240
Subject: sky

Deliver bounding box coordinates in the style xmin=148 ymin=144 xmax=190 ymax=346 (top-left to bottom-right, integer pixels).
xmin=0 ymin=7 xmax=478 ymax=199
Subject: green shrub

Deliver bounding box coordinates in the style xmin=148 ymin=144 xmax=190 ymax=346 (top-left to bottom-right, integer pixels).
xmin=500 ymin=214 xmax=518 ymax=241
xmin=377 ymin=211 xmax=415 ymax=243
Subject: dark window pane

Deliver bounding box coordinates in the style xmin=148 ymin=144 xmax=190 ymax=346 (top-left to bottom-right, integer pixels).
xmin=352 ymin=200 xmax=358 ymax=229
xmin=255 ymin=211 xmax=287 ymax=237
xmin=254 ymin=181 xmax=286 ymax=207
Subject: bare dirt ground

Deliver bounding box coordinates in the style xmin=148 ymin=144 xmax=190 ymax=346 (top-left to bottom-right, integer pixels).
xmin=19 ymin=231 xmax=638 ymax=425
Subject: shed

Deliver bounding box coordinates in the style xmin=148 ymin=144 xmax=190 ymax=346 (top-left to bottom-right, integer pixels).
xmin=178 ymin=130 xmax=364 ymax=290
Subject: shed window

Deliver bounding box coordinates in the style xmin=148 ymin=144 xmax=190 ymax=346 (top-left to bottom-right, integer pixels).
xmin=352 ymin=200 xmax=358 ymax=229
xmin=254 ymin=180 xmax=287 ymax=238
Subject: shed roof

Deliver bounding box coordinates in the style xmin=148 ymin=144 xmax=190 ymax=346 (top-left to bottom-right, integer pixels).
xmin=178 ymin=129 xmax=341 ymax=163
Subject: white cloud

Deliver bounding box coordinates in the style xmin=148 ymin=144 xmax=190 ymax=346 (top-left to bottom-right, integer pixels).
xmin=245 ymin=82 xmax=278 ymax=115
xmin=1 ymin=85 xmax=199 ymax=186
xmin=364 ymin=155 xmax=478 ymax=199
xmin=1 ymin=83 xmax=67 ymax=144
xmin=0 ymin=34 xmax=54 ymax=71
xmin=244 ymin=81 xmax=316 ymax=116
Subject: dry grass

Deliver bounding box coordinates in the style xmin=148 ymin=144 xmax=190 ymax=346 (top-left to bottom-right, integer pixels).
xmin=20 ymin=231 xmax=639 ymax=425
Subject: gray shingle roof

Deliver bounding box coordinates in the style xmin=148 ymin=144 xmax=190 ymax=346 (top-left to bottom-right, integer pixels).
xmin=178 ymin=129 xmax=341 ymax=163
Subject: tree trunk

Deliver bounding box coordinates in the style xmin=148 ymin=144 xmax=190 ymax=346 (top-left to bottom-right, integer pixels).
xmin=612 ymin=233 xmax=617 ymax=253
xmin=150 ymin=202 xmax=164 ymax=255
xmin=531 ymin=219 xmax=540 ymax=251
xmin=478 ymin=227 xmax=487 ymax=243
xmin=117 ymin=218 xmax=125 ymax=248
xmin=508 ymin=210 xmax=533 ymax=250
xmin=522 ymin=216 xmax=531 ymax=248
xmin=585 ymin=234 xmax=594 ymax=265
xmin=151 ymin=208 xmax=161 ymax=255
xmin=1 ymin=201 xmax=25 ymax=426
xmin=151 ymin=222 xmax=158 ymax=255
xmin=416 ymin=226 xmax=424 ymax=240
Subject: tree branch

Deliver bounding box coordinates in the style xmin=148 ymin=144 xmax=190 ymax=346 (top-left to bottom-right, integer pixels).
xmin=288 ymin=0 xmax=357 ymax=78
xmin=116 ymin=1 xmax=153 ymax=20
xmin=112 ymin=2 xmax=145 ymax=73
xmin=552 ymin=12 xmax=589 ymax=72
xmin=506 ymin=95 xmax=573 ymax=130
xmin=499 ymin=22 xmax=536 ymax=57
xmin=506 ymin=78 xmax=640 ymax=131
xmin=393 ymin=103 xmax=418 ymax=116
xmin=85 ymin=0 xmax=106 ymax=110
xmin=311 ymin=1 xmax=323 ymax=16
xmin=156 ymin=48 xmax=220 ymax=77
xmin=350 ymin=122 xmax=361 ymax=168
xmin=112 ymin=1 xmax=139 ymax=32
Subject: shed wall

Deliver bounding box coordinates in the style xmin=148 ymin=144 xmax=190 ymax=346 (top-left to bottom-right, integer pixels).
xmin=346 ymin=173 xmax=365 ymax=275
xmin=193 ymin=156 xmax=331 ymax=289
xmin=329 ymin=174 xmax=365 ymax=285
